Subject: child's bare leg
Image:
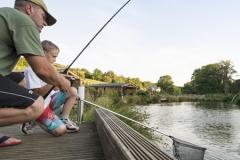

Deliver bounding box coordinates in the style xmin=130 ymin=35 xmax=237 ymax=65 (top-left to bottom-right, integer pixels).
xmin=36 ymin=121 xmax=66 ymax=137
xmin=61 ymin=87 xmax=78 ymax=117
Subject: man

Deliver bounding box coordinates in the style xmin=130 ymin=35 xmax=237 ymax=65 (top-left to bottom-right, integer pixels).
xmin=22 ymin=40 xmax=79 ymax=136
xmin=0 ymin=0 xmax=70 ymax=147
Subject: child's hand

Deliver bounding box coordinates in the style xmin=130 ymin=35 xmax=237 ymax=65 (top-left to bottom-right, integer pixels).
xmin=54 ymin=86 xmax=59 ymax=91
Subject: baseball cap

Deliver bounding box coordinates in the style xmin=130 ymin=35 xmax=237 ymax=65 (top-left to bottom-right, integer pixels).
xmin=16 ymin=0 xmax=57 ymax=26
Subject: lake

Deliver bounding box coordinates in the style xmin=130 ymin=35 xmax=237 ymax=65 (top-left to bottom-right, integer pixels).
xmin=139 ymin=102 xmax=240 ymax=160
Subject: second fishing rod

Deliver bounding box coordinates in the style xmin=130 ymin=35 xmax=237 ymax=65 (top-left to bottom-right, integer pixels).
xmin=43 ymin=0 xmax=131 ymax=99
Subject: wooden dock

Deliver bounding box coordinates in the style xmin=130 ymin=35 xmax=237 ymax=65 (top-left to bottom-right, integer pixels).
xmin=0 ymin=122 xmax=104 ymax=160
xmin=160 ymin=98 xmax=168 ymax=102
xmin=95 ymin=108 xmax=176 ymax=160
xmin=0 ymin=109 xmax=176 ymax=160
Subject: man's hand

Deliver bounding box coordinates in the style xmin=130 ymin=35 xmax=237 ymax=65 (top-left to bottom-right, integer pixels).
xmin=60 ymin=73 xmax=67 ymax=77
xmin=58 ymin=75 xmax=70 ymax=92
xmin=25 ymin=55 xmax=71 ymax=92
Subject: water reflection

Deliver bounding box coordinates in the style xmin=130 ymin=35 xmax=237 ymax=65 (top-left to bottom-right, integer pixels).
xmin=139 ymin=102 xmax=240 ymax=160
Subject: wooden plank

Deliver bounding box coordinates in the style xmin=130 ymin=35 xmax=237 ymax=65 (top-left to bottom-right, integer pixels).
xmin=95 ymin=108 xmax=177 ymax=160
xmin=0 ymin=122 xmax=104 ymax=160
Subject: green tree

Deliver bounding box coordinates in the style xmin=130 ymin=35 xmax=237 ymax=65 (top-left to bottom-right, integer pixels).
xmin=103 ymin=70 xmax=116 ymax=82
xmin=69 ymin=68 xmax=85 ymax=78
xmin=192 ymin=64 xmax=221 ymax=94
xmin=167 ymin=86 xmax=174 ymax=94
xmin=157 ymin=75 xmax=174 ymax=94
xmin=125 ymin=77 xmax=133 ymax=83
xmin=102 ymin=75 xmax=112 ymax=83
xmin=131 ymin=78 xmax=142 ymax=89
xmin=173 ymin=87 xmax=182 ymax=96
xmin=92 ymin=68 xmax=103 ymax=81
xmin=230 ymin=79 xmax=240 ymax=94
xmin=142 ymin=81 xmax=154 ymax=90
xmin=79 ymin=71 xmax=85 ymax=78
xmin=81 ymin=68 xmax=92 ymax=79
xmin=114 ymin=75 xmax=126 ymax=83
xmin=191 ymin=60 xmax=236 ymax=94
xmin=182 ymin=82 xmax=195 ymax=94
xmin=218 ymin=60 xmax=237 ymax=94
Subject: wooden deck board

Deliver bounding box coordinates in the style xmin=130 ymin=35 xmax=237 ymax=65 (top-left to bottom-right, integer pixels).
xmin=0 ymin=122 xmax=105 ymax=160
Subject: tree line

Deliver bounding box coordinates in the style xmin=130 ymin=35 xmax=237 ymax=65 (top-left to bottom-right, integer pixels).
xmin=183 ymin=60 xmax=238 ymax=95
xmin=15 ymin=58 xmax=239 ymax=95
xmin=69 ymin=67 xmax=155 ymax=90
xmin=14 ymin=57 xmax=155 ymax=90
xmin=157 ymin=60 xmax=239 ymax=95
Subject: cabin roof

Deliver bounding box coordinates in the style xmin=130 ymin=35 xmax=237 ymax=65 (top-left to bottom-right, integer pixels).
xmin=86 ymin=83 xmax=137 ymax=88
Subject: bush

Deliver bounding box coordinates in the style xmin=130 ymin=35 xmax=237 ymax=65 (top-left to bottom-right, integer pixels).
xmin=123 ymin=95 xmax=138 ymax=104
xmin=136 ymin=90 xmax=151 ymax=104
xmin=151 ymin=94 xmax=161 ymax=103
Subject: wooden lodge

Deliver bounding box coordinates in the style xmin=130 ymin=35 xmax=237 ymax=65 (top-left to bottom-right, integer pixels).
xmin=86 ymin=83 xmax=137 ymax=96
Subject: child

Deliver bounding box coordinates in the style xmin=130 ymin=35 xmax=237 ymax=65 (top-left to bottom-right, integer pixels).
xmin=21 ymin=40 xmax=79 ymax=136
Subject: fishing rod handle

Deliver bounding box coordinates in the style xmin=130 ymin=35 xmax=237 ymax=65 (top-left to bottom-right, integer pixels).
xmin=43 ymin=85 xmax=55 ymax=99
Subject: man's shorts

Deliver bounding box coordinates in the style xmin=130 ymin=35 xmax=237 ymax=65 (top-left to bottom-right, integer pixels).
xmin=5 ymin=72 xmax=25 ymax=84
xmin=0 ymin=72 xmax=39 ymax=109
xmin=36 ymin=91 xmax=67 ymax=131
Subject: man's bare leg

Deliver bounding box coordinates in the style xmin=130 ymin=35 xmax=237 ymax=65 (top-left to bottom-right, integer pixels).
xmin=0 ymin=96 xmax=44 ymax=127
xmin=18 ymin=77 xmax=26 ymax=87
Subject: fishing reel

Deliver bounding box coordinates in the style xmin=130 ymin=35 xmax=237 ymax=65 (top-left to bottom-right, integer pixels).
xmin=69 ymin=76 xmax=76 ymax=85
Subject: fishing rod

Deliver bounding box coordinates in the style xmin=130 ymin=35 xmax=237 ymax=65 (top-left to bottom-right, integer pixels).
xmin=44 ymin=0 xmax=131 ymax=99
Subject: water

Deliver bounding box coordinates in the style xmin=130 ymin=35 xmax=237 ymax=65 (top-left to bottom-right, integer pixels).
xmin=139 ymin=102 xmax=240 ymax=160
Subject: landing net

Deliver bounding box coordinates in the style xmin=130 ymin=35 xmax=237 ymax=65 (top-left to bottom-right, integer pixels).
xmin=171 ymin=137 xmax=206 ymax=160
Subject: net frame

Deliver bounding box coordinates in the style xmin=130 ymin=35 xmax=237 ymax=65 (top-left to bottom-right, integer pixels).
xmin=170 ymin=136 xmax=207 ymax=160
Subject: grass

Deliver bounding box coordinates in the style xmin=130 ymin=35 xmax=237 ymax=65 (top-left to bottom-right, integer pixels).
xmin=83 ymin=79 xmax=106 ymax=85
xmin=69 ymin=90 xmax=236 ymax=142
xmin=72 ymin=89 xmax=154 ymax=140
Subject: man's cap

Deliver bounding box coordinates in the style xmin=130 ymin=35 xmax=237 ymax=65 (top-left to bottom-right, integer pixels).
xmin=16 ymin=0 xmax=57 ymax=26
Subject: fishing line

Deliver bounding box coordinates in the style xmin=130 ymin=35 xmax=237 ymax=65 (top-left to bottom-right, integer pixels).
xmin=43 ymin=0 xmax=131 ymax=99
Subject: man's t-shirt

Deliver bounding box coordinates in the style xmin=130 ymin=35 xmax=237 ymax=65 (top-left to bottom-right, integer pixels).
xmin=0 ymin=7 xmax=45 ymax=76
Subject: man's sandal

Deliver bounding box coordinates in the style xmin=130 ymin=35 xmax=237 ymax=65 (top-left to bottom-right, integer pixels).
xmin=0 ymin=135 xmax=22 ymax=147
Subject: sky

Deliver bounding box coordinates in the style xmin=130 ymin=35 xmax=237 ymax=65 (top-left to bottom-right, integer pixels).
xmin=2 ymin=0 xmax=240 ymax=86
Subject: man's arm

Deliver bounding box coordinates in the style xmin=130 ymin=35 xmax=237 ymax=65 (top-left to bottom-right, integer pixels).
xmin=24 ymin=54 xmax=70 ymax=92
